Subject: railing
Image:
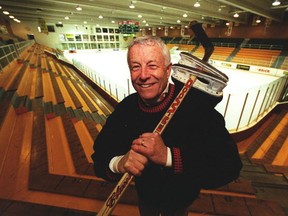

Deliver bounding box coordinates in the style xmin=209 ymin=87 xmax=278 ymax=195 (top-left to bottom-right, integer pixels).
xmin=213 ymin=42 xmax=237 ymax=47
xmin=216 ymin=76 xmax=287 ymax=132
xmin=241 ymin=43 xmax=283 ymax=50
xmin=0 ymin=40 xmax=34 ymax=71
xmin=68 ymin=50 xmax=288 ymax=133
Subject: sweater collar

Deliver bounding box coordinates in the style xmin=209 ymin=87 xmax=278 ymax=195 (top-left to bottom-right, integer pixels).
xmin=138 ymin=83 xmax=175 ymax=113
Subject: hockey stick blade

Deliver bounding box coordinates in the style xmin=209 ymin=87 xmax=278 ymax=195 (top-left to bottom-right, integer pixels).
xmin=172 ymin=64 xmax=227 ymax=97
xmin=178 ymin=52 xmax=229 ymax=83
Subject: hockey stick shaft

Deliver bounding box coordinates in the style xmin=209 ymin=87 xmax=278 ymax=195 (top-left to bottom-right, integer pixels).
xmin=97 ymin=75 xmax=197 ymax=216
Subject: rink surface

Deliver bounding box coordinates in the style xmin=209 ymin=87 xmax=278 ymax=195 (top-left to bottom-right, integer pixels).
xmin=67 ymin=49 xmax=278 ymax=96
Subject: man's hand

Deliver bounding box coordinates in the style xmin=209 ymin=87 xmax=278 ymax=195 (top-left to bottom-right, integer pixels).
xmin=132 ymin=132 xmax=168 ymax=166
xmin=117 ymin=149 xmax=148 ymax=176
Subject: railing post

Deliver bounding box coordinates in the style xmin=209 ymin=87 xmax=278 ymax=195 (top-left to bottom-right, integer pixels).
xmin=247 ymin=90 xmax=260 ymax=127
xmin=236 ymin=93 xmax=249 ymax=131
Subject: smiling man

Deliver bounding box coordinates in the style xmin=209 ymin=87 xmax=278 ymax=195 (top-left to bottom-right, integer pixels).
xmin=91 ymin=36 xmax=242 ymax=216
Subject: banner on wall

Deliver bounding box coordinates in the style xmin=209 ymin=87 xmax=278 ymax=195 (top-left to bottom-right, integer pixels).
xmin=152 ymin=27 xmax=156 ymax=36
xmin=226 ymin=22 xmax=233 ymax=36
xmin=181 ymin=25 xmax=185 ymax=36
xmin=0 ymin=25 xmax=8 ymax=34
xmin=38 ymin=18 xmax=48 ymax=34
xmin=236 ymin=64 xmax=250 ymax=71
xmin=164 ymin=26 xmax=168 ymax=36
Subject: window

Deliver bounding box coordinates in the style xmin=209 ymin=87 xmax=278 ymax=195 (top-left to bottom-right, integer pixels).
xmin=75 ymin=34 xmax=81 ymax=41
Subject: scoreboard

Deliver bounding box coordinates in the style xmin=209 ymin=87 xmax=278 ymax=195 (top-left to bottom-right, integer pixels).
xmin=118 ymin=21 xmax=139 ymax=34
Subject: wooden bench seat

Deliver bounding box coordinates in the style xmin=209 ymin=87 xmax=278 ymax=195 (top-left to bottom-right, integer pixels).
xmin=6 ymin=62 xmax=29 ymax=92
xmin=34 ymin=67 xmax=44 ymax=98
xmin=48 ymin=70 xmax=65 ymax=104
xmin=0 ymin=59 xmax=19 ymax=89
xmin=29 ymin=98 xmax=64 ymax=191
xmin=61 ymin=112 xmax=91 ymax=175
xmin=190 ymin=193 xmax=286 ymax=216
xmin=83 ymin=83 xmax=114 ymax=116
xmin=11 ymin=94 xmax=32 ymax=114
xmin=44 ymin=101 xmax=55 ymax=119
xmin=280 ymin=57 xmax=288 ymax=70
xmin=0 ymin=91 xmax=14 ymax=128
xmin=60 ymin=76 xmax=83 ymax=109
xmin=45 ymin=56 xmax=52 ymax=71
xmin=82 ymin=116 xmax=100 ymax=141
xmin=0 ymin=198 xmax=95 ymax=216
xmin=70 ymin=79 xmax=98 ymax=113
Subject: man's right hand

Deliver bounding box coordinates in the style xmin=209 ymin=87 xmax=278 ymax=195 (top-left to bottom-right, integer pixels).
xmin=117 ymin=149 xmax=148 ymax=176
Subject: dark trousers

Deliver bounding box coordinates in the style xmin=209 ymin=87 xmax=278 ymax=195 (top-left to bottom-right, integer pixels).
xmin=138 ymin=200 xmax=189 ymax=216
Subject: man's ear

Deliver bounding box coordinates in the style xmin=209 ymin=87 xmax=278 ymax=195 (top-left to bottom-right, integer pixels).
xmin=166 ymin=63 xmax=172 ymax=78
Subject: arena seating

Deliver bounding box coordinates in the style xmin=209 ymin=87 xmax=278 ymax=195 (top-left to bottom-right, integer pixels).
xmin=281 ymin=56 xmax=288 ymax=70
xmin=166 ymin=37 xmax=287 ymax=68
xmin=231 ymin=48 xmax=281 ymax=67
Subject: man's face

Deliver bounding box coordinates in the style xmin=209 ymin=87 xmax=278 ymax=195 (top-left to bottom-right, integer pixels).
xmin=128 ymin=44 xmax=171 ymax=104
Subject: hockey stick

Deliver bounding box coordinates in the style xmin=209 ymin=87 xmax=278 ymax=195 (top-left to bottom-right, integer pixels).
xmin=97 ymin=75 xmax=197 ymax=216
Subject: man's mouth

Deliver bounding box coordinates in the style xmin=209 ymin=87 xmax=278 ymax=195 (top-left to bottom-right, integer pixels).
xmin=140 ymin=84 xmax=152 ymax=88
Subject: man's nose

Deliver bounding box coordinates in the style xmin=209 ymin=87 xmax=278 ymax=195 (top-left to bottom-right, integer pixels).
xmin=139 ymin=67 xmax=149 ymax=79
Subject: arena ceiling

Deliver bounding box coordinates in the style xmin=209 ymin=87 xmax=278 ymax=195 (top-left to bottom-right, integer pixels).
xmin=1 ymin=0 xmax=288 ymax=28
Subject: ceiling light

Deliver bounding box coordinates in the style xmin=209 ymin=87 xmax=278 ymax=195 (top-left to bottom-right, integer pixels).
xmin=256 ymin=19 xmax=261 ymax=23
xmin=64 ymin=16 xmax=69 ymax=20
xmin=76 ymin=5 xmax=82 ymax=11
xmin=233 ymin=12 xmax=239 ymax=18
xmin=183 ymin=13 xmax=188 ymax=18
xmin=3 ymin=11 xmax=10 ymax=15
xmin=272 ymin=0 xmax=281 ymax=6
xmin=194 ymin=1 xmax=200 ymax=7
xmin=138 ymin=14 xmax=142 ymax=18
xmin=9 ymin=15 xmax=15 ymax=19
xmin=177 ymin=20 xmax=181 ymax=23
xmin=98 ymin=15 xmax=103 ymax=19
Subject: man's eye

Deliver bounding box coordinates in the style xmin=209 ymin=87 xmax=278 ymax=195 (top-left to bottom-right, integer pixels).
xmin=148 ymin=65 xmax=158 ymax=69
xmin=131 ymin=65 xmax=140 ymax=71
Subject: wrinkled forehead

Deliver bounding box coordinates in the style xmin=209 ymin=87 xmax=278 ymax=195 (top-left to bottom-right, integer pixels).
xmin=127 ymin=42 xmax=170 ymax=66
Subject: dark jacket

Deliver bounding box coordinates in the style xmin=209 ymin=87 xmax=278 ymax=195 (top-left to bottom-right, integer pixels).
xmin=91 ymin=79 xmax=242 ymax=210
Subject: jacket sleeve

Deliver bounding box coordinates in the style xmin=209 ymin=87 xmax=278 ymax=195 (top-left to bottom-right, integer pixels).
xmin=91 ymin=100 xmax=133 ymax=182
xmin=181 ymin=108 xmax=243 ymax=189
xmin=91 ymin=112 xmax=123 ymax=182
xmin=165 ymin=89 xmax=242 ymax=189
